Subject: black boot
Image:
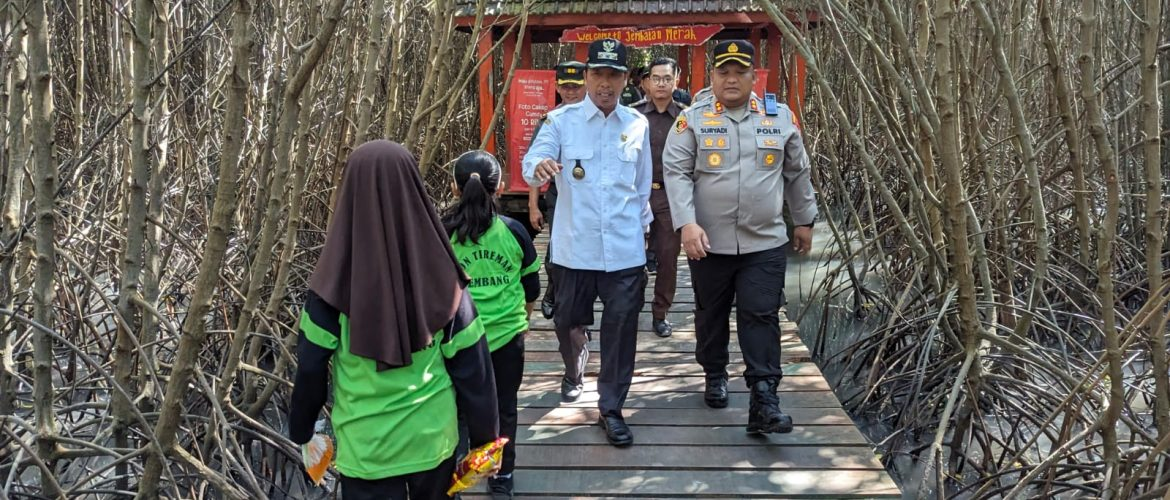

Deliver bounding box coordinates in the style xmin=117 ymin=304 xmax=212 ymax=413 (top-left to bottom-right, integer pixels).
xmin=704 ymin=374 xmax=728 ymax=408
xmin=747 ymin=379 xmax=793 ymax=434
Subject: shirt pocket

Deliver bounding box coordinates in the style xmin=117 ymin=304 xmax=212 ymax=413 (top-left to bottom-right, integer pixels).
xmin=755 ymin=136 xmax=784 ymax=171
xmin=616 ymin=140 xmax=642 ymax=185
xmin=561 ymin=145 xmax=595 ymax=185
xmin=696 ymin=134 xmax=731 ymax=172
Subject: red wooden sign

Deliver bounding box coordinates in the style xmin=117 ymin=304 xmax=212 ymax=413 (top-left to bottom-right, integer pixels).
xmin=505 ymin=70 xmax=556 ymax=193
xmin=561 ymin=24 xmax=723 ymax=47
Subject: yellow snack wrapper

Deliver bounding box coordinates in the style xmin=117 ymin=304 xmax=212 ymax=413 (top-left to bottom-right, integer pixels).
xmin=301 ymin=434 xmax=334 ymax=486
xmin=447 ymin=437 xmax=509 ymax=496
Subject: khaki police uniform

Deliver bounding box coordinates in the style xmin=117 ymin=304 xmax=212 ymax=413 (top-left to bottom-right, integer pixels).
xmin=662 ymin=84 xmax=817 ymax=389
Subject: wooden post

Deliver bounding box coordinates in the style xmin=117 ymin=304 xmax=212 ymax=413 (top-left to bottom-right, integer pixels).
xmin=478 ymin=30 xmax=496 ymax=154
xmin=690 ymin=42 xmax=706 ymax=96
xmin=520 ymin=28 xmax=533 ymax=69
xmin=787 ymin=52 xmax=807 ymax=120
xmin=767 ymin=29 xmax=782 ymax=95
xmin=749 ymin=27 xmax=762 ymax=54
xmin=677 ymin=45 xmax=689 ymax=89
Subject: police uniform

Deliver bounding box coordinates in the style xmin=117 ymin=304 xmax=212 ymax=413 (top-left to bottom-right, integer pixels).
xmin=630 ymin=97 xmax=687 ymax=338
xmin=534 ymin=61 xmax=587 ymax=317
xmin=662 ymin=40 xmax=817 ymax=435
xmin=522 ymin=39 xmax=652 ymax=447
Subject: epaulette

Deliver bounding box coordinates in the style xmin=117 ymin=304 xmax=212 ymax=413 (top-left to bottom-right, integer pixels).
xmin=629 ymin=99 xmax=648 ymax=108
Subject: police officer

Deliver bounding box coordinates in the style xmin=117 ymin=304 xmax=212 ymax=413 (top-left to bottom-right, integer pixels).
xmin=662 ymin=40 xmax=817 ymax=435
xmin=630 ymin=57 xmax=687 ymax=338
xmin=523 ymin=38 xmax=652 ymax=447
xmin=528 ymin=60 xmax=587 ymax=319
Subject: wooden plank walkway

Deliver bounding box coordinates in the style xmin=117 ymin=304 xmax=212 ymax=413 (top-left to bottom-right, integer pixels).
xmin=469 ymin=237 xmax=898 ymax=498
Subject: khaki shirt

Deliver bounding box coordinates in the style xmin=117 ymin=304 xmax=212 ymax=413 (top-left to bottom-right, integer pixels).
xmin=662 ymin=96 xmax=818 ymax=255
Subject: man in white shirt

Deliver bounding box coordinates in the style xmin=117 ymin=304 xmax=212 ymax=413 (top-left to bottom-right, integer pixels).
xmin=523 ymin=38 xmax=652 ymax=447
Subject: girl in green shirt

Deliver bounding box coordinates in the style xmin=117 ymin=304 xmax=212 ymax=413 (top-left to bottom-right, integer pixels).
xmin=289 ymin=141 xmax=499 ymax=499
xmin=443 ymin=150 xmax=540 ymax=500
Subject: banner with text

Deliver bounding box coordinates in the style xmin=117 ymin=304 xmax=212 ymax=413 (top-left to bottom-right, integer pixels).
xmin=505 ymin=69 xmax=556 ymax=193
xmin=560 ymin=24 xmax=723 ymax=47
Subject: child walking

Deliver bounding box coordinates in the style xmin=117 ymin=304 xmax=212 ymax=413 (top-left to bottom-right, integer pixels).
xmin=443 ymin=150 xmax=540 ymax=500
xmin=288 ymin=140 xmax=499 ymax=500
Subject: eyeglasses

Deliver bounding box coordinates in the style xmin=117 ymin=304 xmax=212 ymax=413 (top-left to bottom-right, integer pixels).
xmin=648 ymin=75 xmax=676 ymax=85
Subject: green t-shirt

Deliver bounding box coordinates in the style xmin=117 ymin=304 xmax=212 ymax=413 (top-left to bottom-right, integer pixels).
xmin=450 ymin=216 xmax=540 ymax=351
xmin=299 ymin=297 xmax=485 ymax=479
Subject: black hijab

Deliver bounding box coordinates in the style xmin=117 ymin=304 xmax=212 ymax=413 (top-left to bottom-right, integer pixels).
xmin=309 ymin=140 xmax=467 ymax=370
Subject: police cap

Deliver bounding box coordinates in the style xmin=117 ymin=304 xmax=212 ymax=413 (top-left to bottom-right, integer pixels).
xmin=712 ymin=40 xmax=755 ymax=68
xmin=555 ymin=61 xmax=586 ymax=85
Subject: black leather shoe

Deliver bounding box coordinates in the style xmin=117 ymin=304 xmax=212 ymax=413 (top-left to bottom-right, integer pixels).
xmin=488 ymin=475 xmax=514 ymax=499
xmin=652 ymin=319 xmax=672 ymax=338
xmin=540 ymin=298 xmax=555 ymax=319
xmin=704 ymin=375 xmax=729 ymax=408
xmin=598 ymin=414 xmax=634 ymax=447
xmin=561 ymin=377 xmax=583 ymax=402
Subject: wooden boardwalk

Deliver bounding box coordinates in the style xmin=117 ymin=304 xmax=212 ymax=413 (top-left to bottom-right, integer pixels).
xmin=470 ymin=237 xmax=898 ymax=498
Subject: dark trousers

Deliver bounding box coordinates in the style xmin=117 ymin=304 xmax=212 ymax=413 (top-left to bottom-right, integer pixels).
xmin=340 ymin=453 xmax=456 ymax=500
xmin=648 ymin=190 xmax=680 ymax=320
xmin=554 ymin=266 xmax=646 ymax=417
xmin=542 ymin=192 xmax=558 ymax=304
xmin=688 ymin=246 xmax=787 ymax=384
xmin=491 ymin=334 xmax=524 ymax=476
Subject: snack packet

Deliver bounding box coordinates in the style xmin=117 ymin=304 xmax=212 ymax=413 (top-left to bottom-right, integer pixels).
xmin=446 ymin=437 xmax=509 ymax=496
xmin=301 ymin=433 xmax=334 ymax=486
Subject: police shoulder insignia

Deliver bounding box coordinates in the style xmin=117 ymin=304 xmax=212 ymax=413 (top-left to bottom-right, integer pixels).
xmin=675 ymin=116 xmax=688 ymax=133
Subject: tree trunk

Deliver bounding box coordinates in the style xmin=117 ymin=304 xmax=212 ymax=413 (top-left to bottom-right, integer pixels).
xmin=138 ymin=0 xmax=170 ymax=400
xmin=973 ymin=1 xmax=1049 ymax=340
xmin=215 ymin=0 xmax=348 ymax=404
xmin=354 ymin=0 xmax=388 ymax=140
xmin=136 ymin=1 xmax=254 ymax=497
xmin=28 ymin=0 xmax=61 ymax=496
xmin=113 ymin=0 xmax=156 ymax=482
xmin=1039 ymin=0 xmax=1093 ymax=287
xmin=1077 ymin=0 xmax=1123 ymax=496
xmin=0 ymin=4 xmax=27 ymax=417
xmin=1139 ymin=0 xmax=1168 ymax=440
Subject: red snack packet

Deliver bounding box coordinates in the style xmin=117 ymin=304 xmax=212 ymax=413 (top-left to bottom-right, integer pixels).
xmin=447 ymin=437 xmax=509 ymax=496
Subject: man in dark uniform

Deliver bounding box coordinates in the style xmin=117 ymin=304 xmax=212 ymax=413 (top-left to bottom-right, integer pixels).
xmin=620 ymin=67 xmax=644 ymax=106
xmin=662 ymin=41 xmax=818 ymax=435
xmin=630 ymin=57 xmax=686 ymax=338
xmin=528 ymin=61 xmax=587 ymax=319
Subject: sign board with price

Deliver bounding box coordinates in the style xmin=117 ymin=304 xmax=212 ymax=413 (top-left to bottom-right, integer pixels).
xmin=505 ymin=69 xmax=556 ymax=193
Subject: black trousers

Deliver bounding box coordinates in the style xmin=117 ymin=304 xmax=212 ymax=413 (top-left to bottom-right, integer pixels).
xmin=339 ymin=453 xmax=456 ymax=500
xmin=688 ymin=246 xmax=787 ymax=384
xmin=491 ymin=334 xmax=524 ymax=476
xmin=542 ymin=191 xmax=558 ymax=304
xmin=554 ymin=266 xmax=646 ymax=417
